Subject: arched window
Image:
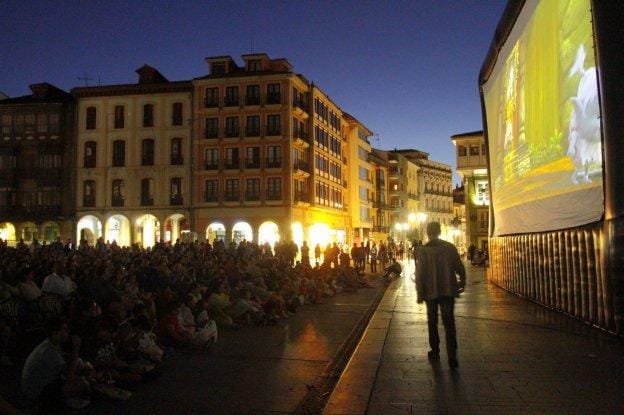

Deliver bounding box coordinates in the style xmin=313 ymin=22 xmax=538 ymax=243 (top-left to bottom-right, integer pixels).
xmin=142 ymin=139 xmax=154 ymax=166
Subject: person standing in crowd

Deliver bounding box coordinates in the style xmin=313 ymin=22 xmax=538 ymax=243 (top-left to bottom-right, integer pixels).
xmin=467 ymin=242 xmax=476 ymax=262
xmin=370 ymin=242 xmax=378 ymax=274
xmin=314 ymin=243 xmax=321 ymax=265
xmin=415 ymin=221 xmax=466 ymax=369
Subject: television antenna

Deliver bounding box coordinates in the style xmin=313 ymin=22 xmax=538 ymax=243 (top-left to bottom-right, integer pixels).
xmin=77 ymin=72 xmax=94 ymax=87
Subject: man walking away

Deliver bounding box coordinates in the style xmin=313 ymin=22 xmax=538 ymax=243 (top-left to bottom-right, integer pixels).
xmin=415 ymin=222 xmax=465 ymax=369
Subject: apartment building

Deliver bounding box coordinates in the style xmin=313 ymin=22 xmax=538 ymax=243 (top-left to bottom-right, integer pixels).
xmin=193 ymin=53 xmax=353 ymax=248
xmin=72 ymin=65 xmax=192 ymax=247
xmin=451 ymin=130 xmax=489 ymax=250
xmin=0 ymin=83 xmax=75 ymax=244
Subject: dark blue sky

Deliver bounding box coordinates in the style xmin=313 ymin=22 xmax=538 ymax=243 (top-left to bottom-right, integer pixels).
xmin=1 ymin=0 xmax=506 ymax=182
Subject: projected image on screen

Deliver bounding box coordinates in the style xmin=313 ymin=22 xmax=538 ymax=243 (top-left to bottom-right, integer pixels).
xmin=483 ymin=0 xmax=603 ymax=235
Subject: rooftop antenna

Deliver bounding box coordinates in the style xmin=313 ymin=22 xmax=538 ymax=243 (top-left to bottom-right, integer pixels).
xmin=250 ymin=33 xmax=254 ymax=54
xmin=77 ymin=72 xmax=93 ymax=87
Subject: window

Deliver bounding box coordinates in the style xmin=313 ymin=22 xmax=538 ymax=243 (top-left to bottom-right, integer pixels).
xmin=38 ymin=153 xmax=61 ymax=168
xmin=457 ymin=145 xmax=467 ymax=156
xmin=0 ymin=187 xmax=15 ymax=206
xmin=0 ymin=152 xmax=16 ymax=169
xmin=225 ymin=147 xmax=239 ymax=169
xmin=37 ymin=186 xmax=60 ymax=207
xmin=359 ymin=166 xmax=369 ymax=181
xmin=245 ymin=115 xmax=260 ymax=136
xmin=205 ymin=117 xmax=219 ymax=138
xmin=469 ymin=145 xmax=480 ymax=156
xmin=359 ymin=186 xmax=368 ymax=201
xmin=204 ymin=179 xmax=218 ymax=202
xmin=112 ymin=179 xmax=125 ymax=207
xmin=246 ymin=178 xmax=260 ymax=201
xmin=360 ymin=207 xmax=370 ymax=222
xmin=358 ymin=146 xmax=368 ymax=161
xmin=245 ymin=85 xmax=260 ymax=105
xmin=142 ymin=139 xmax=154 ymax=166
xmin=37 ymin=114 xmax=48 ymax=133
xmin=478 ymin=208 xmax=489 ymax=232
xmin=293 ymin=87 xmax=306 ymax=110
xmin=205 ymin=148 xmax=219 ymax=170
xmin=112 ymin=140 xmax=125 ymax=167
xmin=225 ymin=116 xmax=239 ymax=137
xmin=267 ymin=114 xmax=281 ymax=135
xmin=225 ymin=179 xmax=240 ymax=201
xmin=141 ymin=178 xmax=154 ymax=206
xmin=83 ymin=180 xmax=95 ymax=207
xmin=248 ymin=59 xmax=261 ymax=71
xmin=171 ymin=138 xmax=183 ymax=165
xmin=49 ymin=114 xmax=59 ymax=134
xmin=475 ymin=180 xmax=490 ymax=206
xmin=246 ymin=147 xmax=260 ymax=168
xmin=172 ymin=102 xmax=183 ymax=126
xmin=267 ymin=83 xmax=281 ymax=104
xmin=143 ymin=104 xmax=154 ymax=127
xmin=267 ymin=145 xmax=281 ymax=168
xmin=170 ymin=177 xmax=183 ymax=205
xmin=86 ymin=107 xmax=96 ymax=130
xmin=84 ymin=141 xmax=97 ymax=168
xmin=212 ymin=63 xmax=225 ymax=75
xmin=225 ymin=86 xmax=239 ymax=106
xmin=205 ymin=87 xmax=219 ymax=108
xmin=13 ymin=115 xmax=23 ymax=134
xmin=24 ymin=114 xmax=35 ymax=134
xmin=1 ymin=115 xmax=11 ymax=134
xmin=267 ymin=178 xmax=281 ymax=200
xmin=114 ymin=105 xmax=124 ymax=129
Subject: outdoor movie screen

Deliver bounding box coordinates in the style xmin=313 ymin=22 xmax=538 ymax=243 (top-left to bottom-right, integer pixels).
xmin=482 ymin=0 xmax=603 ymax=236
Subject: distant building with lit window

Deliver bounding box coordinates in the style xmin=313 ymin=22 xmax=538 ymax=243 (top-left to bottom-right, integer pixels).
xmin=72 ymin=66 xmax=193 ymax=247
xmin=192 ymin=53 xmax=360 ymax=249
xmin=0 ymin=83 xmax=75 ymax=245
xmin=451 ymin=130 xmax=489 ymax=250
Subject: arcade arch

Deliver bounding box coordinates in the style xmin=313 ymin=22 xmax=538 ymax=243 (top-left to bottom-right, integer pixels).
xmin=206 ymin=222 xmax=226 ymax=243
xmin=136 ymin=214 xmax=160 ymax=248
xmin=232 ymin=221 xmax=252 ymax=244
xmin=0 ymin=222 xmax=16 ymax=244
xmin=77 ymin=215 xmax=103 ymax=246
xmin=258 ymin=221 xmax=280 ymax=247
xmin=165 ymin=214 xmax=189 ymax=243
xmin=105 ymin=215 xmax=131 ymax=246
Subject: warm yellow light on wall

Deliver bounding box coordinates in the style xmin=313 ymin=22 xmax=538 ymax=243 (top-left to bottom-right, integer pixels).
xmin=309 ymin=223 xmax=331 ymax=249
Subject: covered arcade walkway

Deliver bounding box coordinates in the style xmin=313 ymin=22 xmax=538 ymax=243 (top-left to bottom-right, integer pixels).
xmin=325 ymin=262 xmax=624 ymax=414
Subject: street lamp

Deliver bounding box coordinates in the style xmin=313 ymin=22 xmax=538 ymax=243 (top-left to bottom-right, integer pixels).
xmin=416 ymin=212 xmax=427 ymax=241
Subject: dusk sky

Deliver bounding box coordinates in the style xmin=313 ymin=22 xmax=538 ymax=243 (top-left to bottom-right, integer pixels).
xmin=1 ymin=0 xmax=507 ymax=183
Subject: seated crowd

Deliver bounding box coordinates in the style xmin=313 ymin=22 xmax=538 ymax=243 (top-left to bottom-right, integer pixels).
xmin=0 ymin=236 xmax=373 ymax=411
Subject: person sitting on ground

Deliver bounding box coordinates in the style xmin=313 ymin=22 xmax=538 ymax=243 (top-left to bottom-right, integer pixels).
xmin=21 ymin=317 xmax=92 ymax=409
xmin=42 ymin=261 xmax=75 ymax=300
xmin=383 ymin=257 xmax=402 ymax=282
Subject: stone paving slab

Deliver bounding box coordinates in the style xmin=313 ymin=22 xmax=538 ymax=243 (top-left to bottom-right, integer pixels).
xmin=324 ymin=261 xmax=624 ymax=415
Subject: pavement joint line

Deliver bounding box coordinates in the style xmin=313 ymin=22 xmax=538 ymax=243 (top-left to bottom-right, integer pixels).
xmin=293 ymin=281 xmax=389 ymax=415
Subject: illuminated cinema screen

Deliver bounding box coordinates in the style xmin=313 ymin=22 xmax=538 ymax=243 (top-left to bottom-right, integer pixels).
xmin=482 ymin=0 xmax=603 ymax=235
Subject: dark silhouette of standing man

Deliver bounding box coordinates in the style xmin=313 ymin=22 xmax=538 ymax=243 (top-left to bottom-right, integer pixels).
xmin=415 ymin=221 xmax=466 ymax=369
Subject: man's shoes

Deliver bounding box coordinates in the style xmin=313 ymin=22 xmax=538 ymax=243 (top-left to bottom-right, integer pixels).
xmin=427 ymin=350 xmax=440 ymax=361
xmin=448 ymin=357 xmax=459 ymax=369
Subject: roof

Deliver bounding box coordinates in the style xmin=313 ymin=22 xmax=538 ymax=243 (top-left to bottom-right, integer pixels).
xmin=0 ymin=83 xmax=72 ymax=105
xmin=451 ymin=130 xmax=483 ymax=140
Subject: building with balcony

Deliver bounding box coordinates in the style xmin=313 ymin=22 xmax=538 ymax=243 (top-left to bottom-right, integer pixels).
xmin=452 ymin=184 xmax=467 ymax=254
xmin=369 ymin=149 xmax=391 ymax=242
xmin=344 ymin=113 xmax=374 ymax=244
xmin=0 ymin=83 xmax=75 ymax=245
xmin=192 ymin=53 xmax=353 ymax=248
xmin=72 ymin=66 xmax=193 ymax=247
xmin=390 ymin=149 xmax=453 ymax=241
xmin=451 ymin=130 xmax=489 ymax=250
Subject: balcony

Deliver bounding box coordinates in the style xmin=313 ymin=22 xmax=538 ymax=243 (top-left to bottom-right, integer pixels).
xmin=265 ymin=158 xmax=282 ymax=169
xmin=245 ymin=192 xmax=261 ymax=201
xmin=0 ymin=203 xmax=61 ymax=218
xmin=266 ymin=93 xmax=281 ymax=105
xmin=170 ymin=195 xmax=183 ymax=206
xmin=245 ymin=159 xmax=261 ymax=169
xmin=408 ymin=192 xmax=419 ymax=200
xmin=205 ymin=161 xmax=219 ymax=171
xmin=292 ymin=99 xmax=308 ymax=118
xmin=266 ymin=127 xmax=281 ymax=137
xmin=373 ymin=201 xmax=389 ymax=209
xmin=140 ymin=196 xmax=153 ymax=206
xmin=245 ymin=127 xmax=260 ymax=137
xmin=112 ymin=197 xmax=124 ymax=207
xmin=205 ymin=130 xmax=219 ymax=139
xmin=224 ymin=98 xmax=239 ymax=107
xmin=294 ymin=192 xmax=309 ymax=205
xmin=292 ymin=160 xmax=310 ymax=178
xmin=266 ymin=192 xmax=282 ymax=201
xmin=373 ymin=226 xmax=390 ymax=233
xmin=224 ymin=192 xmax=240 ymax=202
xmin=204 ymin=99 xmax=219 ymax=109
xmin=83 ymin=196 xmax=95 ymax=208
xmin=170 ymin=155 xmax=184 ymax=166
xmin=292 ymin=130 xmax=309 ymax=148
xmin=224 ymin=128 xmax=240 ymax=138
xmin=204 ymin=193 xmax=218 ymax=203
xmin=245 ymin=96 xmax=260 ymax=106
xmin=224 ymin=160 xmax=240 ymax=170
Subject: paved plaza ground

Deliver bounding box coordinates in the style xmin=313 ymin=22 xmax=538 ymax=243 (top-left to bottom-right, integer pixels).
xmin=325 ymin=262 xmax=624 ymax=415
